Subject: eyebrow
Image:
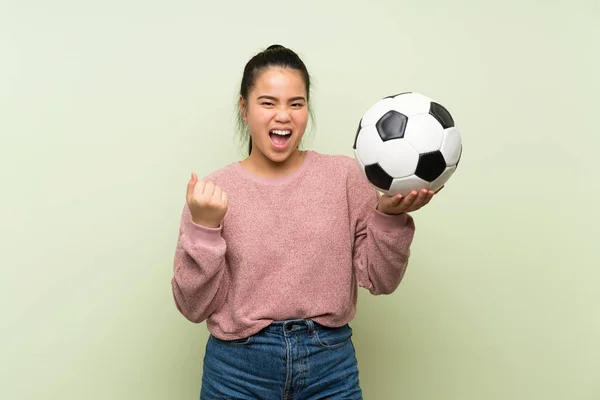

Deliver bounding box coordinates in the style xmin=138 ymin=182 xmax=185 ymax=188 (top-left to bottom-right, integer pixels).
xmin=257 ymin=95 xmax=306 ymax=102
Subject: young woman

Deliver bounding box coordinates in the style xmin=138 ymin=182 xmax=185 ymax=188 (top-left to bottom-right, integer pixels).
xmin=172 ymin=44 xmax=438 ymax=399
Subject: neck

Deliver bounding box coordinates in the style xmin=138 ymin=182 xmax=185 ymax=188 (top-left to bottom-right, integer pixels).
xmin=241 ymin=149 xmax=306 ymax=180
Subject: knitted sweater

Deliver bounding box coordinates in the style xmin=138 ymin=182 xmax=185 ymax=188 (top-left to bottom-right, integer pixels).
xmin=171 ymin=150 xmax=416 ymax=340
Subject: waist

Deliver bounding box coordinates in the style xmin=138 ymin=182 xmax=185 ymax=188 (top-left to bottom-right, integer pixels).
xmin=207 ymin=313 xmax=356 ymax=341
xmin=267 ymin=318 xmax=317 ymax=334
xmin=265 ymin=318 xmax=350 ymax=335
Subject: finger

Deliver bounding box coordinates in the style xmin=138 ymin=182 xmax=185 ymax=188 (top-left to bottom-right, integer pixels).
xmin=187 ymin=172 xmax=197 ymax=193
xmin=203 ymin=181 xmax=215 ymax=197
xmin=412 ymin=189 xmax=430 ymax=208
xmin=213 ymin=185 xmax=222 ymax=202
xmin=192 ymin=180 xmax=206 ymax=202
xmin=421 ymin=190 xmax=435 ymax=206
xmin=398 ymin=191 xmax=418 ymax=210
xmin=187 ymin=173 xmax=199 ymax=202
xmin=393 ymin=194 xmax=404 ymax=206
xmin=221 ymin=189 xmax=228 ymax=204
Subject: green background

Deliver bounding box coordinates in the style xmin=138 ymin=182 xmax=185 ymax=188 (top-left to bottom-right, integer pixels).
xmin=1 ymin=1 xmax=598 ymax=398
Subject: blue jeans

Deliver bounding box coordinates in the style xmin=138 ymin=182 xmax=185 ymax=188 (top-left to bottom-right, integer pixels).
xmin=200 ymin=319 xmax=363 ymax=399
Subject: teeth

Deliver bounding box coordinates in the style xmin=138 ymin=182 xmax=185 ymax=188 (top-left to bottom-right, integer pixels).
xmin=271 ymin=130 xmax=291 ymax=136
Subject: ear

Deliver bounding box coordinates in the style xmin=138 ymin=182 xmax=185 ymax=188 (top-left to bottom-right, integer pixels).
xmin=239 ymin=96 xmax=247 ymax=122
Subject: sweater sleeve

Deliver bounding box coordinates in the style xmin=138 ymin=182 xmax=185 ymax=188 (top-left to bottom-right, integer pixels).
xmin=171 ymin=204 xmax=231 ymax=323
xmin=347 ymin=161 xmax=416 ymax=295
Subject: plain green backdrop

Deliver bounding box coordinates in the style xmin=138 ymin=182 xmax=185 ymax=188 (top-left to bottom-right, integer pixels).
xmin=1 ymin=0 xmax=599 ymax=399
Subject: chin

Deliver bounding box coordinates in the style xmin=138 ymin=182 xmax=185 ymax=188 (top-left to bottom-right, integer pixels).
xmin=267 ymin=144 xmax=300 ymax=161
xmin=267 ymin=151 xmax=293 ymax=164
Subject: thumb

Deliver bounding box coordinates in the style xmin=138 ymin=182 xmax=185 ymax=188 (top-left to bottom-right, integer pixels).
xmin=187 ymin=173 xmax=197 ymax=199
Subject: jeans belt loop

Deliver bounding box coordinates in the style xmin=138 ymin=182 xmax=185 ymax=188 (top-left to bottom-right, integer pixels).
xmin=306 ymin=319 xmax=315 ymax=337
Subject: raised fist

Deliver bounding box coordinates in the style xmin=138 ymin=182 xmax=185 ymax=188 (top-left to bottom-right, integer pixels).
xmin=186 ymin=173 xmax=228 ymax=228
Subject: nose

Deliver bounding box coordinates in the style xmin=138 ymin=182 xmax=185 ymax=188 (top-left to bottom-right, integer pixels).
xmin=274 ymin=106 xmax=291 ymax=123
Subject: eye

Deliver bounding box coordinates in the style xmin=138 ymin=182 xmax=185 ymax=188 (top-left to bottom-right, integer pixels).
xmin=292 ymin=103 xmax=305 ymax=108
xmin=261 ymin=102 xmax=274 ymax=107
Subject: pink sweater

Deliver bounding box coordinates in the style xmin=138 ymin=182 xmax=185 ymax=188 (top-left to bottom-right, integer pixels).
xmin=171 ymin=150 xmax=416 ymax=340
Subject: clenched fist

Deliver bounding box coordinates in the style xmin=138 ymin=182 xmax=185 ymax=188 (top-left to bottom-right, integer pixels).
xmin=186 ymin=173 xmax=228 ymax=228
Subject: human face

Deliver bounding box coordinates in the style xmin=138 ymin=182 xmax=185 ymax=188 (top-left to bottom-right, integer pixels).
xmin=240 ymin=67 xmax=309 ymax=165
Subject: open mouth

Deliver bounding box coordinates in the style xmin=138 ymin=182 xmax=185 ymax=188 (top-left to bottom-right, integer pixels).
xmin=269 ymin=129 xmax=292 ymax=147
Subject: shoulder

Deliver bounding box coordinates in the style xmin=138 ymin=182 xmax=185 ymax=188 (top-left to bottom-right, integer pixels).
xmin=307 ymin=150 xmax=359 ymax=175
xmin=305 ymin=150 xmax=377 ymax=204
xmin=309 ymin=150 xmax=370 ymax=184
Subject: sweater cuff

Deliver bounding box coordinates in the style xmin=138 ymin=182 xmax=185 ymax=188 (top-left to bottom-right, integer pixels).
xmin=371 ymin=208 xmax=409 ymax=231
xmin=188 ymin=221 xmax=223 ymax=246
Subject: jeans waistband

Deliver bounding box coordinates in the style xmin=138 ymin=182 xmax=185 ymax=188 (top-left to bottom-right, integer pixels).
xmin=265 ymin=319 xmax=316 ymax=335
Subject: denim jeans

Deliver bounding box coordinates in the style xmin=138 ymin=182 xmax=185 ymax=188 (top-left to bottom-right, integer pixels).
xmin=200 ymin=319 xmax=363 ymax=399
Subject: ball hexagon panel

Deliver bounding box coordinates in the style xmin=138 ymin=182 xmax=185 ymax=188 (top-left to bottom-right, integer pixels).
xmin=375 ymin=111 xmax=408 ymax=141
xmin=354 ymin=125 xmax=383 ymax=166
xmin=430 ymin=165 xmax=456 ymax=193
xmin=389 ymin=175 xmax=431 ymax=196
xmin=364 ymin=163 xmax=393 ymax=192
xmin=415 ymin=150 xmax=446 ymax=182
xmin=390 ymin=92 xmax=432 ymax=117
xmin=440 ymin=127 xmax=462 ymax=166
xmin=377 ymin=138 xmax=420 ymax=178
xmin=403 ymin=114 xmax=444 ymax=154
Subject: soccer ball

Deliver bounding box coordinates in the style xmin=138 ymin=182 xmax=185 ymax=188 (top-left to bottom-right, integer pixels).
xmin=353 ymin=92 xmax=462 ymax=196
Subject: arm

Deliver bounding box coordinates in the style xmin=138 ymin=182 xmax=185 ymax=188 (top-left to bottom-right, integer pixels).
xmin=348 ymin=164 xmax=416 ymax=295
xmin=171 ymin=204 xmax=231 ymax=323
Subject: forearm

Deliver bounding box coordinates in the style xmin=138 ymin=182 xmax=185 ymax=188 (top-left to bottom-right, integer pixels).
xmin=355 ymin=209 xmax=416 ymax=295
xmin=171 ymin=221 xmax=230 ymax=323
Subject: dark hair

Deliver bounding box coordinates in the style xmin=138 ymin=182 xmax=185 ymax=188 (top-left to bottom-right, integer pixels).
xmin=236 ymin=45 xmax=315 ymax=155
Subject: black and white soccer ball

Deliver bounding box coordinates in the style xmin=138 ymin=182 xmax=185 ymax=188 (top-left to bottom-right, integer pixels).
xmin=353 ymin=92 xmax=462 ymax=196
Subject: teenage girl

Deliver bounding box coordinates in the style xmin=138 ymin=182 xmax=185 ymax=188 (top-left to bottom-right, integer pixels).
xmin=172 ymin=44 xmax=439 ymax=399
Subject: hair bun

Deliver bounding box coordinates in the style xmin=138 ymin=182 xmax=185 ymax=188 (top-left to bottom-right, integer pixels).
xmin=266 ymin=44 xmax=285 ymax=50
